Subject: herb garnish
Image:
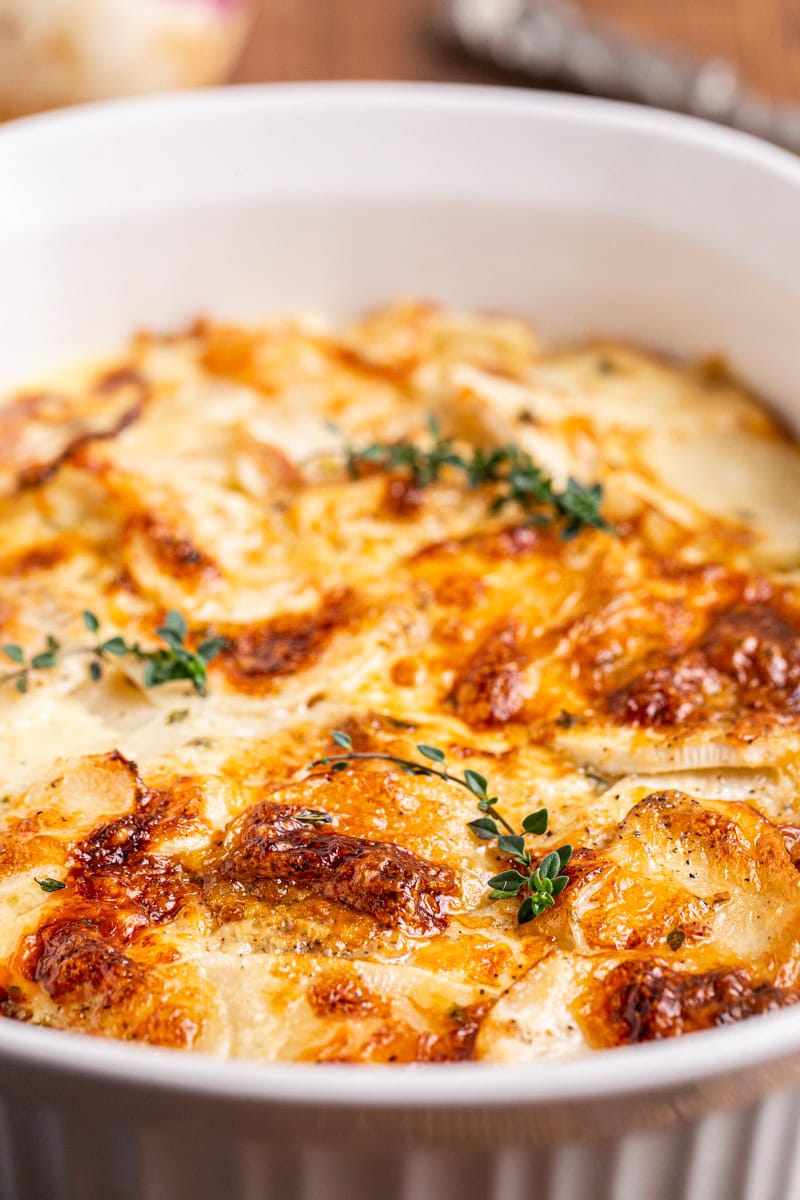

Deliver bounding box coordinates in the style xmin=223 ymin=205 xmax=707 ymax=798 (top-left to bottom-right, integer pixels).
xmin=35 ymin=877 xmax=66 ymax=893
xmin=308 ymin=731 xmax=572 ymax=923
xmin=555 ymin=709 xmax=579 ymax=729
xmin=1 ymin=610 xmax=226 ymax=697
xmin=335 ymin=418 xmax=613 ymax=540
xmin=295 ymin=809 xmax=335 ymax=826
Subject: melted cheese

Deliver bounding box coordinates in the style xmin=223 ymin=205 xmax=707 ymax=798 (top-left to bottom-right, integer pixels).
xmin=1 ymin=304 xmax=800 ymax=1062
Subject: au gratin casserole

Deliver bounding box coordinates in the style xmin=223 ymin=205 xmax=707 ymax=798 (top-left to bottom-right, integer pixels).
xmin=1 ymin=303 xmax=800 ymax=1063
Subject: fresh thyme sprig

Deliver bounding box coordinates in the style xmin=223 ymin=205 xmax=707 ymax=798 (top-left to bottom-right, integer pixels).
xmin=344 ymin=417 xmax=465 ymax=488
xmin=336 ymin=418 xmax=613 ymax=540
xmin=308 ymin=731 xmax=572 ymax=923
xmin=1 ymin=610 xmax=226 ymax=697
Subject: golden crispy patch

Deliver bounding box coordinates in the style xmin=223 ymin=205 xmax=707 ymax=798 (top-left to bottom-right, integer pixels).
xmin=125 ymin=512 xmax=220 ymax=584
xmin=451 ymin=623 xmax=527 ymax=726
xmin=7 ymin=368 xmax=148 ymax=493
xmin=609 ymin=599 xmax=800 ymax=731
xmin=221 ymin=800 xmax=456 ymax=935
xmin=217 ymin=590 xmax=356 ymax=693
xmin=584 ymin=960 xmax=799 ymax=1045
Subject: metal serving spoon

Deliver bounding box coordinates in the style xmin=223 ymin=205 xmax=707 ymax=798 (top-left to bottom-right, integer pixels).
xmin=445 ymin=0 xmax=800 ymax=154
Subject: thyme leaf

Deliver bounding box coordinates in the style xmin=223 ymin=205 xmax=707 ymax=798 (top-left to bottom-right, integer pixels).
xmin=0 ymin=611 xmax=227 ymax=697
xmin=336 ymin=423 xmax=613 ymax=539
xmin=295 ymin=809 xmax=335 ymax=826
xmin=308 ymin=732 xmax=572 ymax=924
xmin=667 ymin=928 xmax=686 ymax=951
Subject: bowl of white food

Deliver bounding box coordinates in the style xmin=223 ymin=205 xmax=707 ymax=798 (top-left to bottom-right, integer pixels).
xmin=0 ymin=83 xmax=800 ymax=1200
xmin=0 ymin=0 xmax=255 ymax=119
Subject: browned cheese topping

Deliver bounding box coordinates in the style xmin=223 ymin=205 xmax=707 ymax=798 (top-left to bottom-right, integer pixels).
xmin=221 ymin=801 xmax=456 ymax=934
xmin=1 ymin=304 xmax=800 ymax=1062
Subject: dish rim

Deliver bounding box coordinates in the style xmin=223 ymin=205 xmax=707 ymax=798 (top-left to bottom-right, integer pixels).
xmin=2 ymin=80 xmax=800 ymax=1108
xmin=1 ymin=78 xmax=799 ymax=190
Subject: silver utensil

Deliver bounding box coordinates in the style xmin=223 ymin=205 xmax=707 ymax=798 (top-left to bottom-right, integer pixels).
xmin=445 ymin=0 xmax=800 ymax=154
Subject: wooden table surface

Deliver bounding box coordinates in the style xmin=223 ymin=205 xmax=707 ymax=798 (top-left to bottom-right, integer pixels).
xmin=236 ymin=0 xmax=800 ymax=102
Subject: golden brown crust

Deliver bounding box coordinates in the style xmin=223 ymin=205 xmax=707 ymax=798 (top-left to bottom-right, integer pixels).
xmin=585 ymin=959 xmax=799 ymax=1045
xmin=126 ymin=512 xmax=220 ymax=584
xmin=12 ymin=368 xmax=149 ymax=492
xmin=29 ymin=917 xmax=145 ymax=1008
xmin=306 ymin=972 xmax=388 ymax=1018
xmin=217 ymin=591 xmax=356 ymax=693
xmin=608 ymin=599 xmax=800 ymax=733
xmin=1 ymin=307 xmax=800 ymax=1063
xmin=222 ymin=800 xmax=457 ymax=934
xmin=451 ymin=624 xmax=527 ymax=726
xmin=382 ymin=475 xmax=425 ymax=518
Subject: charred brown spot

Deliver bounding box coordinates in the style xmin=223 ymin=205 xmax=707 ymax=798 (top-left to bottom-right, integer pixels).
xmin=74 ymin=811 xmax=152 ymax=872
xmin=608 ymin=657 xmax=719 ymax=728
xmin=19 ymin=909 xmax=203 ymax=1048
xmin=2 ymin=541 xmax=68 ymax=576
xmin=391 ymin=656 xmax=423 ymax=687
xmin=27 ymin=918 xmax=144 ymax=1006
xmin=146 ymin=775 xmax=208 ymax=841
xmin=0 ymin=968 xmax=32 ymax=1024
xmin=701 ymin=604 xmax=800 ymax=698
xmin=72 ymin=857 xmax=190 ymax=925
xmin=17 ymin=377 xmax=148 ymax=491
xmin=218 ymin=591 xmax=354 ymax=694
xmin=222 ymin=801 xmax=456 ymax=934
xmin=93 ymin=367 xmax=146 ymax=396
xmin=432 ymin=573 xmax=485 ymax=611
xmin=781 ymin=825 xmax=800 ymax=869
xmin=587 ymin=959 xmax=799 ymax=1045
xmin=67 ymin=764 xmax=195 ymax=924
xmin=383 ymin=475 xmax=425 ymax=518
xmin=608 ymin=601 xmax=800 ymax=728
xmin=0 ymin=986 xmax=31 ymax=1023
xmin=306 ymin=972 xmax=384 ymax=1018
xmin=66 ymin=753 xmax=152 ymax=867
xmin=413 ymin=1001 xmax=490 ymax=1062
xmin=452 ymin=624 xmax=527 ymax=726
xmin=129 ymin=512 xmax=219 ymax=582
xmin=16 ymin=753 xmax=202 ymax=1039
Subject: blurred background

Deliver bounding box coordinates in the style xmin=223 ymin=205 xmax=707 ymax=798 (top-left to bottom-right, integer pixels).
xmin=238 ymin=0 xmax=800 ymax=101
xmin=1 ymin=0 xmax=798 ymax=139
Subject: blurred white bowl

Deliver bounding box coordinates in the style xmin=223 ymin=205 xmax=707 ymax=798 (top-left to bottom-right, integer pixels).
xmin=1 ymin=83 xmax=800 ymax=1200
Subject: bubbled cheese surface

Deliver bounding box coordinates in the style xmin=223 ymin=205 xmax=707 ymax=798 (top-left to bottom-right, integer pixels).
xmin=1 ymin=304 xmax=800 ymax=1062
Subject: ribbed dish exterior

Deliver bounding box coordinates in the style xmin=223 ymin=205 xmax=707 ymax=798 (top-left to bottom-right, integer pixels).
xmin=3 ymin=1088 xmax=800 ymax=1200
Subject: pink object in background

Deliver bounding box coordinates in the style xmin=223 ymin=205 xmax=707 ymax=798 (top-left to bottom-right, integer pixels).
xmin=0 ymin=0 xmax=257 ymax=120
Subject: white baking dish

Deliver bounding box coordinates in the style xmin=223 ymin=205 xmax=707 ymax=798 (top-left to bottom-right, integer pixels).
xmin=1 ymin=83 xmax=800 ymax=1200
